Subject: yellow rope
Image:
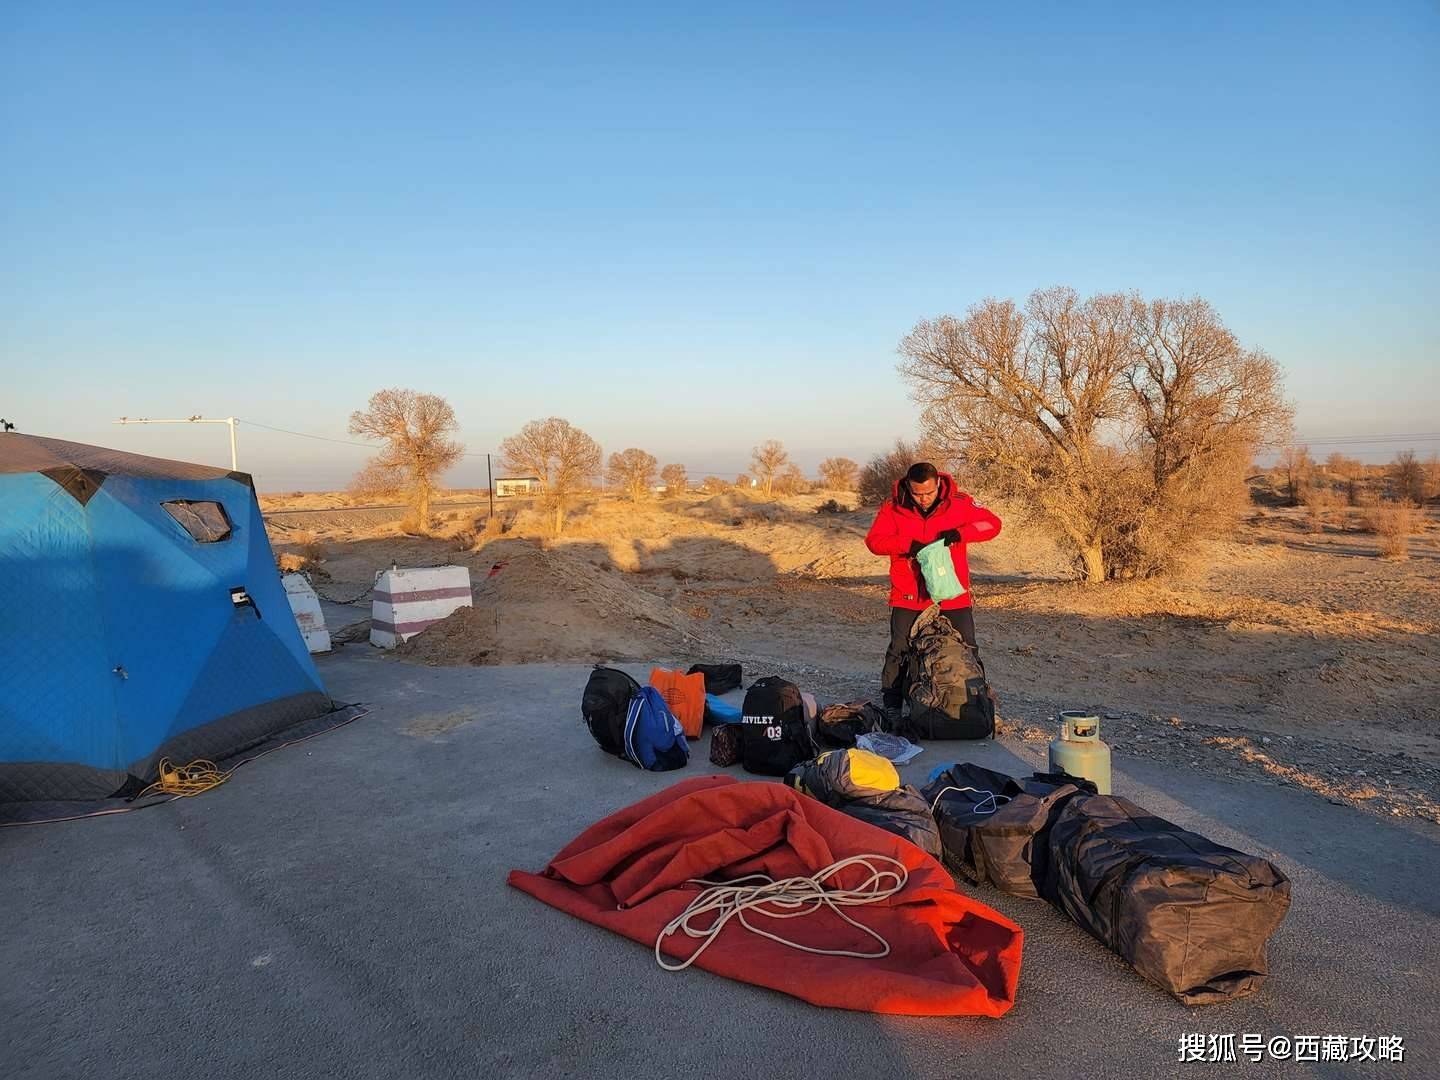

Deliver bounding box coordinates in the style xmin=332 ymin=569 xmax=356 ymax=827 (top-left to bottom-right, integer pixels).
xmin=134 ymin=757 xmax=233 ymax=800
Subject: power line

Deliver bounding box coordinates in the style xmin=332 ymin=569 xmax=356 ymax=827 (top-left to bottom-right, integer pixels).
xmin=1295 ymin=433 xmax=1440 ymax=447
xmin=236 ymin=418 xmax=383 ymax=450
xmin=237 ymin=418 xmax=498 ymax=457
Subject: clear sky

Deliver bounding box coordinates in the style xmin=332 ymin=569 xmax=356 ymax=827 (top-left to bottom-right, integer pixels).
xmin=3 ymin=1 xmax=1437 ymax=489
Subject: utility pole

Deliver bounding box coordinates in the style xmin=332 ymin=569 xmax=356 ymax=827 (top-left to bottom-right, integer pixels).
xmin=114 ymin=415 xmax=239 ymax=470
xmin=487 ymin=452 xmax=495 ymax=519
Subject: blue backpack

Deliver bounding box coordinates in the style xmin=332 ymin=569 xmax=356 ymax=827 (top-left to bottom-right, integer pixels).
xmin=623 ymin=685 xmax=690 ymax=771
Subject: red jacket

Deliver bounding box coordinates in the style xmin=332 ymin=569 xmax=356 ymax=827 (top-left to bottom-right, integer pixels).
xmin=865 ymin=474 xmax=1001 ymax=610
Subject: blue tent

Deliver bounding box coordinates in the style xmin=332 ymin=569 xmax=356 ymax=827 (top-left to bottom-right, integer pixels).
xmin=0 ymin=433 xmax=341 ymax=807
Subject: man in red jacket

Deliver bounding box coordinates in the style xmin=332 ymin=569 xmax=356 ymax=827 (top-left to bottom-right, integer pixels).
xmin=864 ymin=462 xmax=1002 ymax=725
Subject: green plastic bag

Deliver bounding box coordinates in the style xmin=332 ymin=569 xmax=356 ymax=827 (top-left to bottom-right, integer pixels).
xmin=916 ymin=539 xmax=967 ymax=603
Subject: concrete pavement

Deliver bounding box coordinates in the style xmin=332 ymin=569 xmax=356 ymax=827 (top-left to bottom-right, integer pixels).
xmin=3 ymin=648 xmax=1436 ymax=1079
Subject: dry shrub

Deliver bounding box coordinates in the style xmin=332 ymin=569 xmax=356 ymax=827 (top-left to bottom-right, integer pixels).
xmin=734 ymin=508 xmax=773 ymax=528
xmin=1368 ymin=504 xmax=1415 ymax=559
xmin=276 ymin=551 xmax=307 ymax=574
xmin=1304 ymin=486 xmax=1342 ymax=533
xmin=774 ymin=463 xmax=811 ymax=496
xmin=290 ymin=529 xmax=326 ymax=565
xmin=398 ymin=513 xmax=426 ymax=536
xmin=859 ymin=440 xmax=916 ymax=506
xmin=816 ymin=498 xmax=844 ymax=514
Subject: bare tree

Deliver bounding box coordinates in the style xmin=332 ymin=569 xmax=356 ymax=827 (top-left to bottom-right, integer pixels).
xmin=500 ymin=417 xmax=602 ymax=534
xmin=901 ymin=288 xmax=1290 ymax=582
xmin=750 ymin=440 xmax=789 ymax=497
xmin=1391 ymin=450 xmax=1426 ymax=505
xmin=818 ymin=456 xmax=859 ymax=492
xmin=775 ymin=462 xmax=810 ymax=495
xmin=1326 ymin=452 xmax=1365 ymax=506
xmin=348 ymin=388 xmax=464 ymax=531
xmin=660 ymin=463 xmax=688 ymax=496
xmin=606 ymin=448 xmax=659 ymax=503
xmin=1426 ymin=454 xmax=1440 ymax=502
xmin=1276 ymin=445 xmax=1313 ymax=507
xmin=734 ymin=473 xmax=752 ymax=490
xmin=858 ymin=440 xmax=919 ymax=506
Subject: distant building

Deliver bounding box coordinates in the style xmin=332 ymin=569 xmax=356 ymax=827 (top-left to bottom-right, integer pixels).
xmin=495 ymin=476 xmax=542 ymax=497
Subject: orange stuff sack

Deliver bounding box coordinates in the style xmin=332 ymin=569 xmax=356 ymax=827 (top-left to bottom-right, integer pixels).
xmin=649 ymin=668 xmax=706 ymax=738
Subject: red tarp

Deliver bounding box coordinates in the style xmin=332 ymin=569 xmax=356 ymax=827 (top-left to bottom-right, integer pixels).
xmin=508 ymin=776 xmax=1023 ymax=1016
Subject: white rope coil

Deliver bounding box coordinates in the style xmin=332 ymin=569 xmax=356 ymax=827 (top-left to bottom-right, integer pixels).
xmin=654 ymin=854 xmax=909 ymax=971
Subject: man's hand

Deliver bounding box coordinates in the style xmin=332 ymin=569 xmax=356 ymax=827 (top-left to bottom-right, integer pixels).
xmin=940 ymin=528 xmax=963 ymax=546
xmin=908 ymin=539 xmax=926 ymax=557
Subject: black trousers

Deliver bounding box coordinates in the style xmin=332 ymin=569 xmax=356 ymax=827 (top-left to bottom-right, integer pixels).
xmin=882 ymin=606 xmax=977 ymax=708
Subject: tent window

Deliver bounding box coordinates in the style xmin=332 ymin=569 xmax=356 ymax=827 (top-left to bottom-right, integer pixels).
xmin=162 ymin=500 xmax=232 ymax=543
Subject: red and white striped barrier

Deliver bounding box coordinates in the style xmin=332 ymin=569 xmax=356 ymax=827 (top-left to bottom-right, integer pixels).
xmin=370 ymin=565 xmax=473 ymax=648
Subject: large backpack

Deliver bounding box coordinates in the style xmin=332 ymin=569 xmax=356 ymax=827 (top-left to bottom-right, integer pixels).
xmin=623 ymin=686 xmax=690 ymax=772
xmin=739 ymin=676 xmax=816 ymax=776
xmin=582 ymin=666 xmax=639 ymax=759
xmin=582 ymin=667 xmax=689 ymax=771
xmin=904 ymin=608 xmax=996 ymax=739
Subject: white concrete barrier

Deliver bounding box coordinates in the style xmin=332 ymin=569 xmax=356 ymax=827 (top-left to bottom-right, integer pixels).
xmin=281 ymin=573 xmax=332 ymax=654
xmin=370 ymin=565 xmax=473 ymax=648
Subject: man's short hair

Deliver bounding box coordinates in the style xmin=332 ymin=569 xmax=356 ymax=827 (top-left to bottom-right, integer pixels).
xmin=905 ymin=462 xmax=939 ymax=485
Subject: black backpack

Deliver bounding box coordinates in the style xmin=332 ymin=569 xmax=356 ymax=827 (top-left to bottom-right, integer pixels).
xmin=582 ymin=666 xmax=641 ymax=762
xmin=904 ymin=610 xmax=996 ymax=739
xmin=740 ymin=677 xmax=816 ymax=776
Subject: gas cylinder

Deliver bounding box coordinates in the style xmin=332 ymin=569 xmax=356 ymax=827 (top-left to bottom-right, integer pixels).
xmin=1048 ymin=711 xmax=1112 ymax=794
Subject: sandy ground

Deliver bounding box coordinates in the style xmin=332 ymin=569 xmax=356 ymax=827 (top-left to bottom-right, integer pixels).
xmin=266 ymin=489 xmax=1440 ymax=825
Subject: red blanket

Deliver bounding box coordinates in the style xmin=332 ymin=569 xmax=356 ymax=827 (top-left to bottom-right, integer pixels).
xmin=508 ymin=776 xmax=1023 ymax=1016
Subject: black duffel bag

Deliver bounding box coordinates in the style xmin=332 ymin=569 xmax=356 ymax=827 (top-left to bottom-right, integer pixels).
xmin=687 ymin=662 xmax=742 ymax=695
xmin=1042 ymin=794 xmax=1292 ymax=1004
xmin=814 ymin=700 xmax=887 ymax=748
xmin=922 ymin=763 xmax=1094 ymax=898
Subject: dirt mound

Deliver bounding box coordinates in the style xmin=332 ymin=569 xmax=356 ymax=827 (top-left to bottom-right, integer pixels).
xmin=396 ymin=540 xmax=728 ymax=666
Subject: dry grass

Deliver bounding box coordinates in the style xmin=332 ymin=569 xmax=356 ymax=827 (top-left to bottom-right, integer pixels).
xmin=290 ymin=529 xmax=326 ymax=565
